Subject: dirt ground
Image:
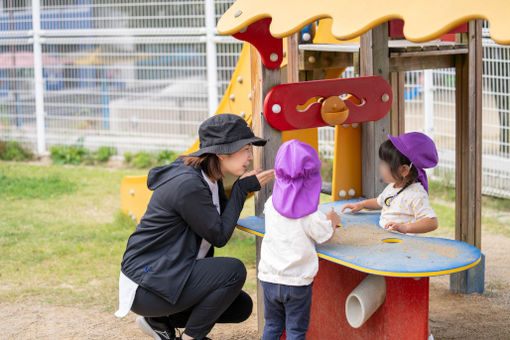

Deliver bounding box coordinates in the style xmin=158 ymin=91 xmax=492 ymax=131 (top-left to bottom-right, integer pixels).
xmin=1 ymin=233 xmax=509 ymax=340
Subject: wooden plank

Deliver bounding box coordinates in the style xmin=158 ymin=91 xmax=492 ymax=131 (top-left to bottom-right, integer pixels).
xmin=390 ymin=72 xmax=406 ymax=135
xmin=299 ymin=50 xmax=353 ymax=70
xmin=390 ymin=54 xmax=456 ymax=72
xmin=360 ymin=22 xmax=390 ymax=198
xmin=454 ymin=20 xmax=482 ymax=249
xmin=250 ymin=44 xmax=282 ymax=335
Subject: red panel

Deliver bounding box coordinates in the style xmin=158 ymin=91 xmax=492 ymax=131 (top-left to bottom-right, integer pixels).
xmin=307 ymin=260 xmax=429 ymax=339
xmin=388 ymin=19 xmax=467 ymax=41
xmin=263 ymin=76 xmax=392 ymax=131
xmin=233 ymin=18 xmax=283 ymax=70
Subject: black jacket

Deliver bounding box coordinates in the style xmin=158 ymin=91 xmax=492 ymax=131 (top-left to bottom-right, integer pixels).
xmin=120 ymin=158 xmax=260 ymax=304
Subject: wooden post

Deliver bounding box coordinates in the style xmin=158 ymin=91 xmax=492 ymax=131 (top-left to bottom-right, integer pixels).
xmin=250 ymin=44 xmax=282 ymax=334
xmin=390 ymin=71 xmax=406 ymax=135
xmin=450 ymin=20 xmax=484 ymax=294
xmin=360 ymin=23 xmax=391 ymax=197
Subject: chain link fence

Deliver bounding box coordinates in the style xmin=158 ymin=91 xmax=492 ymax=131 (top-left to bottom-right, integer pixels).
xmin=0 ymin=4 xmax=509 ymax=198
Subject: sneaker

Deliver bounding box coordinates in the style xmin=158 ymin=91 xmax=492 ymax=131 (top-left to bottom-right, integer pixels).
xmin=136 ymin=316 xmax=176 ymax=340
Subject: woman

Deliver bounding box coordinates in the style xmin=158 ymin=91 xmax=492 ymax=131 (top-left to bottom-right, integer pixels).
xmin=115 ymin=114 xmax=275 ymax=340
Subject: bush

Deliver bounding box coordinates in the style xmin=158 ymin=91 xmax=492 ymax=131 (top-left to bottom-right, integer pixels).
xmin=0 ymin=140 xmax=33 ymax=161
xmin=157 ymin=150 xmax=178 ymax=165
xmin=131 ymin=152 xmax=154 ymax=168
xmin=123 ymin=149 xmax=179 ymax=168
xmin=50 ymin=145 xmax=89 ymax=165
xmin=94 ymin=146 xmax=117 ymax=163
xmin=124 ymin=152 xmax=133 ymax=164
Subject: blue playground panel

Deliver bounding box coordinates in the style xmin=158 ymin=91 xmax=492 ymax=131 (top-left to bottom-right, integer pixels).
xmin=238 ymin=198 xmax=482 ymax=278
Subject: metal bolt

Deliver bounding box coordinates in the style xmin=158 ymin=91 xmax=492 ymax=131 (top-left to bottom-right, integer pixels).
xmin=239 ymin=27 xmax=247 ymax=33
xmin=234 ymin=9 xmax=242 ymax=17
xmin=283 ymin=51 xmax=286 ymax=57
xmin=302 ymin=33 xmax=311 ymax=41
xmin=342 ymin=124 xmax=350 ymax=128
xmin=132 ymin=215 xmax=137 ymax=221
xmin=248 ymin=93 xmax=252 ymax=100
xmin=339 ymin=190 xmax=347 ymax=198
xmin=270 ymin=53 xmax=279 ymax=62
xmin=381 ymin=93 xmax=390 ymax=102
xmin=352 ymin=123 xmax=359 ymax=128
xmin=130 ymin=189 xmax=135 ymax=195
xmin=348 ymin=189 xmax=356 ymax=196
xmin=230 ymin=94 xmax=235 ymax=100
xmin=272 ymin=104 xmax=282 ymax=114
xmin=240 ymin=111 xmax=246 ymax=118
xmin=237 ymin=76 xmax=243 ymax=83
xmin=308 ymin=56 xmax=316 ymax=64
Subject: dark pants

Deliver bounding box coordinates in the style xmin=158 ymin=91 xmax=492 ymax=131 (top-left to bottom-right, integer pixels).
xmin=131 ymin=257 xmax=252 ymax=339
xmin=260 ymin=281 xmax=313 ymax=340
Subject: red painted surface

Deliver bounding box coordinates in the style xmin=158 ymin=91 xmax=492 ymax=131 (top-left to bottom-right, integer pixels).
xmin=304 ymin=260 xmax=429 ymax=339
xmin=388 ymin=19 xmax=467 ymax=41
xmin=263 ymin=76 xmax=392 ymax=131
xmin=233 ymin=18 xmax=283 ymax=69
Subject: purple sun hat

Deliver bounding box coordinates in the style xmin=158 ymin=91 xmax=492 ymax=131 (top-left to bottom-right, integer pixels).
xmin=272 ymin=139 xmax=322 ymax=219
xmin=388 ymin=132 xmax=438 ymax=193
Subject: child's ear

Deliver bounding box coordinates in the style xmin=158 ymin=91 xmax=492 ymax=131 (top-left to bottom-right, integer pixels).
xmin=400 ymin=164 xmax=411 ymax=177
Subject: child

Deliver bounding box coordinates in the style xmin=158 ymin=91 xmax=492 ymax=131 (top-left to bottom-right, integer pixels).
xmin=258 ymin=139 xmax=340 ymax=340
xmin=342 ymin=132 xmax=439 ymax=234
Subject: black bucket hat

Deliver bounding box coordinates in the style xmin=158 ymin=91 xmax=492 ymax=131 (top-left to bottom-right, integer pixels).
xmin=188 ymin=114 xmax=267 ymax=157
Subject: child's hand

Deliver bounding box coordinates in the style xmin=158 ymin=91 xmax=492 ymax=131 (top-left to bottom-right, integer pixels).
xmin=327 ymin=208 xmax=341 ymax=228
xmin=384 ymin=222 xmax=408 ymax=234
xmin=341 ymin=202 xmax=363 ymax=213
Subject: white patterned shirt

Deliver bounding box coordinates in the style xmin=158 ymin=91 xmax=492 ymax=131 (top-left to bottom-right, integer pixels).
xmin=376 ymin=182 xmax=436 ymax=228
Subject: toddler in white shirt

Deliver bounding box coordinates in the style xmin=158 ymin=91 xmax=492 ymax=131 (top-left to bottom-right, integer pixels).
xmin=342 ymin=132 xmax=439 ymax=234
xmin=258 ymin=139 xmax=340 ymax=340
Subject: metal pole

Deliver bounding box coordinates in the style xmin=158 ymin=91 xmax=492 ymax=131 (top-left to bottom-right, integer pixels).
xmin=204 ymin=0 xmax=218 ymax=117
xmin=32 ymin=0 xmax=46 ymax=154
xmin=423 ymin=69 xmax=434 ymax=139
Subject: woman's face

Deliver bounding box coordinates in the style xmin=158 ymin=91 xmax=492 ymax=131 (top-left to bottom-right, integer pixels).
xmin=217 ymin=144 xmax=253 ymax=177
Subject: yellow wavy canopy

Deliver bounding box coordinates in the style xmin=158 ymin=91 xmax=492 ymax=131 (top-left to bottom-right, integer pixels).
xmin=217 ymin=0 xmax=510 ymax=45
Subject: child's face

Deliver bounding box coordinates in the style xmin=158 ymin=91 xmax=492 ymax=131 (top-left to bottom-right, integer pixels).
xmin=379 ymin=161 xmax=411 ymax=184
xmin=379 ymin=161 xmax=395 ymax=183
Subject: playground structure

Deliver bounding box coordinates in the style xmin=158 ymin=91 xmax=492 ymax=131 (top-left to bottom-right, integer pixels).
xmin=120 ymin=1 xmax=510 ymax=338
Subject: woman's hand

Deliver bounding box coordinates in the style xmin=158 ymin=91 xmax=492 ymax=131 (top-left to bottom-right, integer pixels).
xmin=241 ymin=168 xmax=275 ymax=187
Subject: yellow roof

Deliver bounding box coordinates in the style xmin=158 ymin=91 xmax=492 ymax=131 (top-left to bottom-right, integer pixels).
xmin=217 ymin=0 xmax=510 ymax=45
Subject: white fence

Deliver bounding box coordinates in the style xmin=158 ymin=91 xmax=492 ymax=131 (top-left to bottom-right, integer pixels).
xmin=0 ymin=0 xmax=240 ymax=154
xmin=0 ymin=3 xmax=509 ymax=198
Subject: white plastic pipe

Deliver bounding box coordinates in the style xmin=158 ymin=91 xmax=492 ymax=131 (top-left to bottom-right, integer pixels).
xmin=345 ymin=275 xmax=386 ymax=328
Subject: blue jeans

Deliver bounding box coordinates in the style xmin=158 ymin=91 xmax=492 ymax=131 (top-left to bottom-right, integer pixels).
xmin=260 ymin=281 xmax=313 ymax=340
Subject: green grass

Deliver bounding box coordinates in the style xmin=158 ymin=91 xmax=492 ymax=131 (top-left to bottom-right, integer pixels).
xmin=0 ymin=161 xmax=262 ymax=311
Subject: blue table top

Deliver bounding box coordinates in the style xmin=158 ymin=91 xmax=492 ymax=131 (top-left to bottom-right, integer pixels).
xmin=237 ymin=199 xmax=482 ymax=277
